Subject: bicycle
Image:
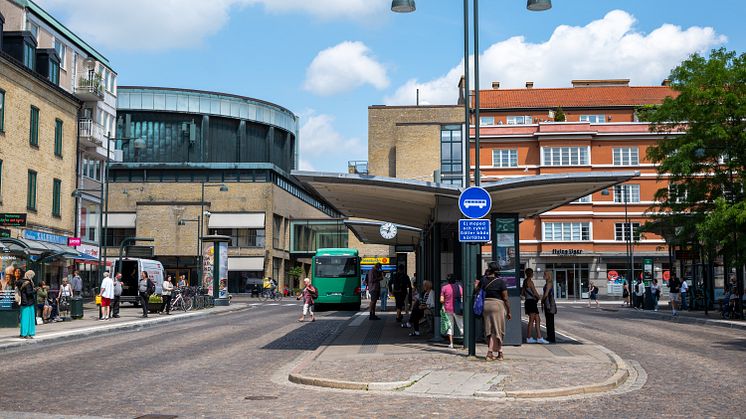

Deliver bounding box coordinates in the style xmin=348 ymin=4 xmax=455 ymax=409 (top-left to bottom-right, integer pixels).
xmin=260 ymin=289 xmax=283 ymax=302
xmin=170 ymin=289 xmax=191 ymax=312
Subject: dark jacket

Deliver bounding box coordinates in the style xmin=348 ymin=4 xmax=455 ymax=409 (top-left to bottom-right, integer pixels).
xmin=389 ymin=271 xmax=411 ymax=294
xmin=17 ymin=280 xmax=36 ymax=307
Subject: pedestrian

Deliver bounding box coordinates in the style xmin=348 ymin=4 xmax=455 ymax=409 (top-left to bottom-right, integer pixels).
xmin=634 ymin=278 xmax=645 ymax=310
xmin=541 ymin=271 xmax=557 ymax=343
xmin=161 ymin=275 xmax=174 ymax=315
xmin=380 ymin=272 xmax=389 ymax=312
xmin=112 ymin=273 xmax=123 ymax=318
xmin=138 ymin=271 xmax=152 ymax=318
xmin=366 ymin=263 xmax=383 ymax=320
xmin=177 ymin=275 xmax=187 ymax=288
xmin=680 ymin=277 xmax=689 ymax=311
xmin=668 ymin=275 xmax=681 ymax=316
xmin=297 ymin=278 xmax=317 ymax=322
xmin=440 ymin=274 xmax=464 ymax=349
xmin=390 ymin=266 xmax=412 ymax=323
xmin=621 ymin=282 xmax=630 ymax=307
xmin=35 ymin=281 xmax=51 ymax=323
xmin=402 ymin=280 xmax=433 ymax=336
xmin=588 ymin=283 xmax=599 ymax=309
xmin=478 ymin=262 xmax=511 ymax=361
xmin=522 ymin=268 xmax=547 ymax=343
xmin=650 ymin=278 xmax=661 ymax=311
xmin=99 ymin=272 xmax=114 ymax=321
xmin=70 ymin=270 xmax=83 ymax=298
xmin=17 ymin=270 xmax=36 ymax=339
xmin=57 ymin=277 xmax=73 ymax=316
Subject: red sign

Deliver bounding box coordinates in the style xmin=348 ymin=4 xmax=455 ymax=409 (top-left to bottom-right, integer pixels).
xmin=607 ymin=270 xmax=619 ymax=281
xmin=68 ymin=237 xmax=81 ymax=246
xmin=663 ymin=270 xmax=670 ymax=281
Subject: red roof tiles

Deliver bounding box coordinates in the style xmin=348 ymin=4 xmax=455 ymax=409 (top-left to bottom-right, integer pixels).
xmin=477 ymin=86 xmax=676 ymax=109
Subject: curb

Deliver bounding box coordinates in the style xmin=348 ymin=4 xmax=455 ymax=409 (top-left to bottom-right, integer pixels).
xmin=639 ymin=310 xmax=746 ymax=330
xmin=0 ymin=304 xmax=250 ymax=352
xmin=288 ymin=370 xmax=429 ymax=392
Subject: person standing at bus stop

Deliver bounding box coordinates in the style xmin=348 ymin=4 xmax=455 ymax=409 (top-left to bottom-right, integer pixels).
xmin=390 ymin=266 xmax=411 ymax=323
xmin=112 ymin=273 xmax=123 ymax=318
xmin=367 ymin=263 xmax=383 ymax=320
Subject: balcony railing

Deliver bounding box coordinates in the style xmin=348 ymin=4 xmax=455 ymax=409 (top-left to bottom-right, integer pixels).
xmin=75 ymin=77 xmax=104 ymax=100
xmin=78 ymin=119 xmax=105 ymax=146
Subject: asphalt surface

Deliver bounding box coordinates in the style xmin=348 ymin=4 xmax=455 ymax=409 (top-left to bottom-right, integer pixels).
xmin=0 ymin=302 xmax=743 ymax=418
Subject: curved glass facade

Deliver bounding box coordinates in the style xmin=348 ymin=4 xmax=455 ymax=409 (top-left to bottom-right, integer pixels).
xmin=116 ymin=87 xmax=298 ymax=172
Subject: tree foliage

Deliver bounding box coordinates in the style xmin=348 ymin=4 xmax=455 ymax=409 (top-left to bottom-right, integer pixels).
xmin=641 ymin=48 xmax=746 ymax=266
xmin=554 ymin=107 xmax=566 ymax=122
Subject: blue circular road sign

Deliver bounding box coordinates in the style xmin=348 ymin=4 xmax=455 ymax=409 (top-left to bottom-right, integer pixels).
xmin=459 ymin=187 xmax=492 ymax=219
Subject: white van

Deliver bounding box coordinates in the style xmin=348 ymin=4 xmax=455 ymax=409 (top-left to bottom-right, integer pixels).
xmin=113 ymin=258 xmax=165 ymax=305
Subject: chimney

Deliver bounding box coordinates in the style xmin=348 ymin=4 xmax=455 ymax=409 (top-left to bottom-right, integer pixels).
xmin=661 ymin=79 xmax=671 ymax=87
xmin=525 ymin=81 xmax=534 ymax=89
xmin=491 ymin=81 xmax=500 ymax=89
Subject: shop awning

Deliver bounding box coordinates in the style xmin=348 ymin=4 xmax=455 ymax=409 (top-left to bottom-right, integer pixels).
xmin=0 ymin=238 xmax=95 ymax=262
xmin=208 ymin=213 xmax=265 ymax=229
xmin=345 ymin=220 xmax=421 ymax=246
xmin=228 ymin=257 xmax=264 ymax=271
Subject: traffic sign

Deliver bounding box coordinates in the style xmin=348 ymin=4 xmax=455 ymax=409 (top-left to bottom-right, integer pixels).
xmin=458 ymin=187 xmax=492 ymax=219
xmin=458 ymin=219 xmax=491 ymax=242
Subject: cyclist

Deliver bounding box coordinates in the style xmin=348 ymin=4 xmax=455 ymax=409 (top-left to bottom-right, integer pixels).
xmin=263 ymin=277 xmax=278 ymax=298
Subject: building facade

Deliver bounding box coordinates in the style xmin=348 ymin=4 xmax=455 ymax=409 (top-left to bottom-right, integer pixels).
xmin=0 ymin=9 xmax=81 ymax=287
xmin=108 ymin=87 xmax=343 ymax=293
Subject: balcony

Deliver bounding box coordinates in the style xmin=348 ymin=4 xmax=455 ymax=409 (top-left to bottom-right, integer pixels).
xmin=78 ymin=119 xmax=106 ymax=148
xmin=75 ymin=76 xmax=104 ymax=101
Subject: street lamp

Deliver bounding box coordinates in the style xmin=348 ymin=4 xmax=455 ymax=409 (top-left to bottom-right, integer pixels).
xmin=392 ymin=0 xmax=551 ymax=356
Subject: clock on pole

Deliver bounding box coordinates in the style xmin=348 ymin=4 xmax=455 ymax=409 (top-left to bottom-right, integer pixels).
xmin=380 ymin=222 xmax=397 ymax=240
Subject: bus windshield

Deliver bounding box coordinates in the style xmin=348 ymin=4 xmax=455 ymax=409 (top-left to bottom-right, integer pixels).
xmin=315 ymin=256 xmax=357 ymax=278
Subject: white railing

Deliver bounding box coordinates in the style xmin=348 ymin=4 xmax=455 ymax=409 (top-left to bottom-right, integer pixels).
xmin=78 ymin=119 xmax=105 ymax=145
xmin=75 ymin=78 xmax=104 ymax=99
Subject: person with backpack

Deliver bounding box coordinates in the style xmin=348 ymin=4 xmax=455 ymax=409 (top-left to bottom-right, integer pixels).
xmin=297 ymin=277 xmax=317 ymax=322
xmin=440 ymin=274 xmax=463 ymax=349
xmin=390 ymin=266 xmax=412 ymax=323
xmin=138 ymin=271 xmax=154 ymax=318
xmin=587 ymin=283 xmax=600 ymax=309
xmin=522 ymin=268 xmax=547 ymax=344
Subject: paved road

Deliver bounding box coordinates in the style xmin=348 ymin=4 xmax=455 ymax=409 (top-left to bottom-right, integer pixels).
xmin=0 ymin=302 xmax=743 ymax=418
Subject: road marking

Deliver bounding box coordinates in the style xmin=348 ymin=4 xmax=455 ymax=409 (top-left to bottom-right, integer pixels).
xmin=266 ymin=303 xmax=280 ymax=306
xmin=250 ymin=303 xmax=262 ymax=306
xmin=348 ymin=312 xmax=367 ymax=327
xmin=284 ymin=303 xmax=298 ymax=306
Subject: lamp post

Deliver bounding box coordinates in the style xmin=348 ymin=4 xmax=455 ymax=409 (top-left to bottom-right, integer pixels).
xmin=393 ymin=0 xmax=551 ymax=356
xmin=199 ymin=183 xmax=229 ymax=285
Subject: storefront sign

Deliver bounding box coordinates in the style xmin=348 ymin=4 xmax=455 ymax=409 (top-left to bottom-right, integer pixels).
xmin=394 ymin=245 xmax=415 ymax=253
xmin=23 ymin=229 xmax=68 ymax=245
xmin=361 ymin=257 xmax=392 ymax=265
xmin=76 ymin=244 xmax=99 ymax=258
xmin=551 ymin=249 xmax=583 ymax=256
xmin=607 ymin=270 xmax=619 ymax=281
xmin=67 ymin=237 xmax=81 ymax=246
xmin=0 ymin=213 xmax=26 ymax=227
xmin=0 ymin=228 xmax=10 ymax=238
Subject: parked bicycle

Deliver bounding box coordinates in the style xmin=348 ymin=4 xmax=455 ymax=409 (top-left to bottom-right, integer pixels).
xmin=170 ymin=288 xmax=192 ymax=312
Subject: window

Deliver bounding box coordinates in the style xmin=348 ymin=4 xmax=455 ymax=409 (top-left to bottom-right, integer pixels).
xmin=209 ymin=228 xmax=265 ymax=247
xmin=27 ymin=170 xmax=37 ymax=210
xmin=0 ymin=89 xmax=4 ymax=131
xmin=506 ymin=115 xmax=532 ymax=125
xmin=614 ymin=184 xmax=641 ymax=203
xmin=54 ymin=39 xmax=66 ymax=68
xmin=105 ymin=228 xmax=136 ymax=247
xmin=23 ymin=42 xmax=35 ymax=69
xmin=272 ymin=257 xmax=282 ymax=282
xmin=440 ymin=125 xmax=462 ymax=186
xmin=615 ymin=222 xmax=640 ymax=241
xmin=48 ymin=59 xmax=59 ymax=85
xmin=82 ymin=157 xmax=102 ymax=181
xmin=543 ymin=222 xmax=591 ymax=241
xmin=480 ymin=116 xmax=495 ymax=126
xmin=29 ymin=106 xmax=39 ymax=146
xmin=54 ymin=119 xmax=63 ymax=156
xmin=52 ymin=179 xmax=61 ymax=217
xmin=542 ymin=146 xmax=589 ymax=166
xmin=579 ymin=114 xmax=606 ymax=123
xmin=25 ymin=19 xmax=39 ymax=39
xmin=613 ymin=147 xmax=639 ymax=166
xmin=492 ymin=149 xmax=518 ymax=168
xmin=273 ymin=215 xmax=283 ymax=249
xmin=103 ymin=70 xmax=110 ymax=93
xmin=573 ymin=195 xmax=592 ymax=203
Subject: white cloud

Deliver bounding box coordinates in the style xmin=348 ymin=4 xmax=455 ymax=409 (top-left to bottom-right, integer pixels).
xmin=298 ymin=111 xmax=364 ymax=172
xmin=36 ymin=0 xmax=388 ymax=51
xmin=304 ymin=41 xmax=389 ymax=96
xmin=385 ymin=10 xmax=726 ymax=105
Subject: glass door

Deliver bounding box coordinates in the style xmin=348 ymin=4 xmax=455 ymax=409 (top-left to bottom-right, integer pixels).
xmin=567 ymin=269 xmax=576 ymax=299
xmin=555 ymin=270 xmax=568 ymax=299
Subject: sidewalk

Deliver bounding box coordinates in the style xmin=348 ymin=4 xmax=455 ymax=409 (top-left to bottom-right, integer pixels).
xmin=0 ymin=298 xmax=249 ymax=352
xmin=288 ymin=309 xmax=632 ymax=399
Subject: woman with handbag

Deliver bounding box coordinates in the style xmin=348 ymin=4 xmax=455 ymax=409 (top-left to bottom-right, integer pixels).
xmin=477 ymin=262 xmax=511 ymax=361
xmin=541 ymin=271 xmax=557 ymax=343
xmin=17 ymin=270 xmax=36 ymax=339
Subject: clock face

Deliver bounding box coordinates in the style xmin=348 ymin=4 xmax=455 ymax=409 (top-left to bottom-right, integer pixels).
xmin=380 ymin=222 xmax=398 ymax=240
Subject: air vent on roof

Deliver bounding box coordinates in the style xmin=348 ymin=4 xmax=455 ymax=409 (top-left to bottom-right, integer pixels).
xmin=491 ymin=81 xmax=500 ymax=89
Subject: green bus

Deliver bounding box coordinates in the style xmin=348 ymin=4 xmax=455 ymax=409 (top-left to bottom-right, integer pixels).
xmin=312 ymin=248 xmax=361 ymax=310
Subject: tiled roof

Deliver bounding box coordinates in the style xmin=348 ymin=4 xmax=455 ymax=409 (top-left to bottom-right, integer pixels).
xmin=477 ymin=86 xmax=676 ymax=109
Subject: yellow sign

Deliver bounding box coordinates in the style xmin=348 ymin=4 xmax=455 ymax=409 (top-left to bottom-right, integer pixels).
xmin=360 ymin=257 xmax=393 ymax=265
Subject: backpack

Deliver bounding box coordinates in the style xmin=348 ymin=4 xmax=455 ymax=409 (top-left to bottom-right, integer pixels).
xmin=452 ymin=284 xmax=463 ymax=315
xmin=147 ymin=278 xmax=155 ymax=295
xmin=309 ymin=286 xmax=318 ymax=300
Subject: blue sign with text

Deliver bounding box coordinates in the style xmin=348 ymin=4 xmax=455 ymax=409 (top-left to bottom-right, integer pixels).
xmin=458 ymin=187 xmax=492 ymax=219
xmin=458 ymin=219 xmax=491 ymax=243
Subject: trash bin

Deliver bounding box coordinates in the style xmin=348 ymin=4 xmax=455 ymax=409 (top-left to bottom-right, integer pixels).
xmin=643 ymin=286 xmax=655 ymax=310
xmin=70 ymin=297 xmax=84 ymax=319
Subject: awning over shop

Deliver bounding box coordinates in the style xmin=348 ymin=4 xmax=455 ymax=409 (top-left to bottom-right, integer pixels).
xmin=228 ymin=257 xmax=264 ymax=271
xmin=208 ymin=213 xmax=265 ymax=229
xmin=106 ymin=213 xmax=136 ymax=228
xmin=345 ymin=220 xmax=421 ymax=246
xmin=0 ymin=238 xmax=95 ymax=262
xmin=292 ymin=171 xmax=640 ymax=228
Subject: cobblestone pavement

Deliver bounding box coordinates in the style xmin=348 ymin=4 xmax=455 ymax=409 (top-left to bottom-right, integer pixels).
xmin=0 ymin=302 xmax=743 ymax=418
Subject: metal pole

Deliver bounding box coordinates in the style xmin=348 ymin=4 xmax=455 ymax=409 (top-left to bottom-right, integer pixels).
xmin=462 ymin=0 xmax=470 ymax=189
xmin=472 ymin=0 xmax=481 ymax=187
xmin=624 ymin=187 xmax=632 ymax=307
xmin=200 ymin=181 xmax=205 ymax=287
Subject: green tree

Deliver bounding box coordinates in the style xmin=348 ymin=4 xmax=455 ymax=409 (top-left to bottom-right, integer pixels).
xmin=553 ymin=107 xmax=566 ymax=122
xmin=642 ymin=48 xmax=746 ymax=282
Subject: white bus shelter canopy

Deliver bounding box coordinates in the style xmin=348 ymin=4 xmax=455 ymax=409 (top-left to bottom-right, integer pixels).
xmin=345 ymin=220 xmax=421 ymax=246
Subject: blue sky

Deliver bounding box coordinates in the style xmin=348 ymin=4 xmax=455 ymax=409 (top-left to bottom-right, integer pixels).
xmin=40 ymin=0 xmax=743 ymax=172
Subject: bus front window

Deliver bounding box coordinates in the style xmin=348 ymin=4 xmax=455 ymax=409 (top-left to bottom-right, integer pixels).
xmin=315 ymin=257 xmax=357 ymax=278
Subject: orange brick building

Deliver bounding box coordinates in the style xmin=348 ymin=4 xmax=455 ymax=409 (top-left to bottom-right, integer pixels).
xmin=472 ymin=79 xmax=677 ymax=298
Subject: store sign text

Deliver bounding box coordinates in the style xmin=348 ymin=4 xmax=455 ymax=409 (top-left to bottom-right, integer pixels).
xmin=551 ymin=248 xmax=583 ymax=256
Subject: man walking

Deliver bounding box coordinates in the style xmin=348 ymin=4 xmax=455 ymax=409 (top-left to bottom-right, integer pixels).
xmin=390 ymin=266 xmax=411 ymax=323
xmin=99 ymin=272 xmax=114 ymax=321
xmin=680 ymin=277 xmax=688 ymax=311
xmin=367 ymin=263 xmax=383 ymax=320
xmin=71 ymin=270 xmax=83 ymax=298
xmin=112 ymin=273 xmax=123 ymax=318
xmin=669 ymin=275 xmax=681 ymax=317
xmin=138 ymin=272 xmax=151 ymax=318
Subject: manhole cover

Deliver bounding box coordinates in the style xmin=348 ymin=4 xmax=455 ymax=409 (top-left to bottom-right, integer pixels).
xmin=244 ymin=395 xmax=278 ymax=400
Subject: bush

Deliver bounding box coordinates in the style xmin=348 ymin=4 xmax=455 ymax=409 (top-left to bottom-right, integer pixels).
xmin=148 ymin=294 xmax=163 ymax=304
